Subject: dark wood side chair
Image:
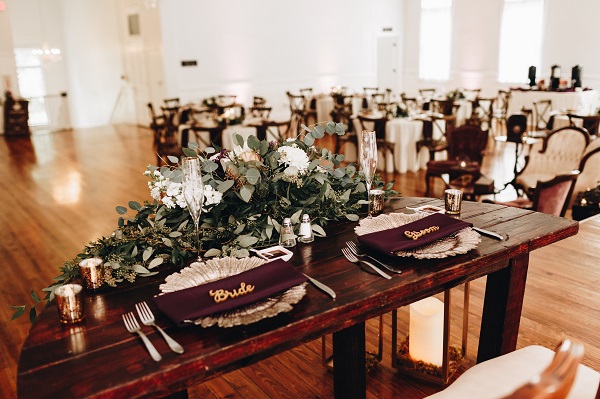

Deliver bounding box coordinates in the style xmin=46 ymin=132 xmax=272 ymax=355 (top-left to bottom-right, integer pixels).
xmin=355 ymin=114 xmax=395 ymax=168
xmin=187 ymin=108 xmax=225 ymax=148
xmin=287 ymin=91 xmax=309 ymax=134
xmin=299 ymin=88 xmax=317 ymax=124
xmin=467 ymin=96 xmax=495 ymax=132
xmin=332 ymin=100 xmax=357 ymax=156
xmin=424 ymin=124 xmax=488 ymax=197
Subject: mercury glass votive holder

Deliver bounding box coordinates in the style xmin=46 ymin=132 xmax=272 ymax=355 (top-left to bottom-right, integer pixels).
xmin=79 ymin=257 xmax=104 ymax=291
xmin=369 ymin=189 xmax=385 ymax=216
xmin=55 ymin=284 xmax=85 ymax=324
xmin=444 ymin=189 xmax=463 ymax=215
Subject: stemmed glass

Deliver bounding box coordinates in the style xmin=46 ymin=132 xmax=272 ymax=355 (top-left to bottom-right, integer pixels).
xmin=182 ymin=157 xmax=205 ymax=262
xmin=360 ymin=130 xmax=378 ymax=218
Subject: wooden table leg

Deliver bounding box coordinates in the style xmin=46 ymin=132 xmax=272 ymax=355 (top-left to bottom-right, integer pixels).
xmin=333 ymin=322 xmax=366 ymax=399
xmin=477 ymin=253 xmax=529 ymax=363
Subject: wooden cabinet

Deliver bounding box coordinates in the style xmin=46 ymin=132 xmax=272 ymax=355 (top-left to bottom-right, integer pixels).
xmin=3 ymin=95 xmax=30 ymax=135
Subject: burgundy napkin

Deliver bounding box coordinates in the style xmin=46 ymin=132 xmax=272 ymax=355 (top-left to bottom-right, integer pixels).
xmin=153 ymin=259 xmax=307 ymax=326
xmin=357 ymin=213 xmax=473 ymax=254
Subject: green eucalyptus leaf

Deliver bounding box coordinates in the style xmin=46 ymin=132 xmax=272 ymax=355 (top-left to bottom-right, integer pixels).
xmin=29 ymin=307 xmax=37 ymax=324
xmin=138 ymin=272 xmax=159 ymax=277
xmin=234 ymin=224 xmax=245 ymax=234
xmin=345 ymin=213 xmax=360 ymax=221
xmin=131 ymin=245 xmax=138 ymax=257
xmin=148 ymin=257 xmax=164 ymax=269
xmin=237 ymin=235 xmax=259 ymax=248
xmin=312 ymin=224 xmax=327 ymax=237
xmin=30 ymin=289 xmax=41 ymax=303
xmin=290 ymin=209 xmax=303 ymax=224
xmin=116 ymin=206 xmax=127 ymax=215
xmin=162 ymin=237 xmax=173 ymax=247
xmin=203 ymin=160 xmax=218 ymax=173
xmin=182 ymin=147 xmax=197 ymax=157
xmin=245 ymin=168 xmax=261 ymax=185
xmin=303 ymin=133 xmax=315 ymax=146
xmin=169 ymin=231 xmax=183 ymax=238
xmin=143 ymin=247 xmax=154 ymax=262
xmin=167 ymin=155 xmax=179 ymax=164
xmin=234 ymin=133 xmax=244 ymax=147
xmin=312 ymin=125 xmax=325 ymax=138
xmin=188 ymin=142 xmax=199 ymax=150
xmin=132 ymin=264 xmax=151 ymax=274
xmin=325 ymin=121 xmax=336 ymax=134
xmin=204 ymin=248 xmax=222 ymax=257
xmin=300 ymin=124 xmax=311 ymax=132
xmin=247 ymin=135 xmax=260 ymax=150
xmin=217 ymin=179 xmax=235 ymax=193
xmin=10 ymin=306 xmax=25 ymax=320
xmin=240 ymin=184 xmax=255 ymax=202
xmin=205 ymin=146 xmax=216 ymax=154
xmin=129 ymin=201 xmax=142 ymax=211
xmin=284 ymin=166 xmax=299 ymax=176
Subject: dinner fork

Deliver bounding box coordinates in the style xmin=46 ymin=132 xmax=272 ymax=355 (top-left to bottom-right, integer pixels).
xmin=136 ymin=301 xmax=184 ymax=354
xmin=341 ymin=248 xmax=392 ymax=279
xmin=345 ymin=241 xmax=402 ymax=274
xmin=122 ymin=312 xmax=162 ymax=362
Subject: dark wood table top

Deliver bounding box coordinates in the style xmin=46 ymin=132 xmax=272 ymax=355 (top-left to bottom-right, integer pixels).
xmin=17 ymin=197 xmax=578 ymax=399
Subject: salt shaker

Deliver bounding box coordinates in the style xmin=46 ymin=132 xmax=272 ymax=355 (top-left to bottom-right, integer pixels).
xmin=279 ymin=218 xmax=297 ymax=248
xmin=298 ymin=214 xmax=314 ymax=243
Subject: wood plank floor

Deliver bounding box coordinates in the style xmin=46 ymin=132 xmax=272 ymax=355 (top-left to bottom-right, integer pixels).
xmin=1 ymin=125 xmax=598 ymax=399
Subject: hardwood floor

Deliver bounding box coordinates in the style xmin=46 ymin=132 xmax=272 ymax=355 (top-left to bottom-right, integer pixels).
xmin=1 ymin=125 xmax=597 ymax=399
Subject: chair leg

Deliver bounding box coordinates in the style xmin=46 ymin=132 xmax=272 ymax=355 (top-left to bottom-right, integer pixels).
xmin=425 ymin=173 xmax=431 ymax=197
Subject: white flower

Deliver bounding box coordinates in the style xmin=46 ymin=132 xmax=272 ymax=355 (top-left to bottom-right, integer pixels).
xmin=277 ymin=145 xmax=310 ymax=173
xmin=203 ymin=185 xmax=223 ymax=207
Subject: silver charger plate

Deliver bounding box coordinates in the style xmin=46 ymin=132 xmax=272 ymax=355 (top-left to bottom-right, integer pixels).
xmin=159 ymin=256 xmax=307 ymax=328
xmin=354 ymin=212 xmax=481 ymax=259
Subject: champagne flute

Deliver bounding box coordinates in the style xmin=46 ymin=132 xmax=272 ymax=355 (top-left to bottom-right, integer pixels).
xmin=182 ymin=157 xmax=205 ymax=262
xmin=360 ymin=130 xmax=378 ymax=218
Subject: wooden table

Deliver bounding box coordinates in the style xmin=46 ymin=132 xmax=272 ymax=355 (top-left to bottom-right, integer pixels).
xmin=17 ymin=197 xmax=578 ymax=399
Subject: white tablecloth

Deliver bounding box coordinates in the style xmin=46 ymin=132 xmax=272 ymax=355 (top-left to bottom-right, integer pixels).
xmin=508 ymin=89 xmax=600 ymax=116
xmin=385 ymin=118 xmax=445 ymax=173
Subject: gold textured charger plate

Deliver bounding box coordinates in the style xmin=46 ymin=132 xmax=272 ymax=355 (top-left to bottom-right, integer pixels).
xmin=354 ymin=212 xmax=481 ymax=259
xmin=159 ymin=257 xmax=307 ymax=328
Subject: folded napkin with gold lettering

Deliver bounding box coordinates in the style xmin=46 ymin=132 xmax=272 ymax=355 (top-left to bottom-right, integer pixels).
xmin=357 ymin=213 xmax=472 ymax=254
xmin=154 ymin=259 xmax=307 ymax=326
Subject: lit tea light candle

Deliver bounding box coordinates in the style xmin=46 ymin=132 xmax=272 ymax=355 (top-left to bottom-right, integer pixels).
xmin=409 ymin=297 xmax=444 ymax=366
xmin=55 ymin=284 xmax=85 ymax=324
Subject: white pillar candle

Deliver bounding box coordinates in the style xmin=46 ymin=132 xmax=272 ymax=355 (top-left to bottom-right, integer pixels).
xmin=409 ymin=297 xmax=444 ymax=366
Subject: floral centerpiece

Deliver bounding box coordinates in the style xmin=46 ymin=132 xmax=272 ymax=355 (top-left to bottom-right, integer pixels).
xmin=11 ymin=122 xmax=397 ymax=321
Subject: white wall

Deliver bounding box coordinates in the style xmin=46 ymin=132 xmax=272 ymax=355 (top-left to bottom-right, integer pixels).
xmin=0 ymin=3 xmax=18 ymax=96
xmin=402 ymin=0 xmax=600 ymax=97
xmin=160 ymin=0 xmax=403 ymax=114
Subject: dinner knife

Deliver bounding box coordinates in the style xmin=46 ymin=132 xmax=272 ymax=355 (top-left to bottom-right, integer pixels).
xmin=473 ymin=226 xmax=504 ymax=241
xmin=302 ymin=273 xmax=336 ymax=300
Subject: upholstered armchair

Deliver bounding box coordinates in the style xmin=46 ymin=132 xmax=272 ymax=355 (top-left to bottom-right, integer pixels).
xmin=516 ymin=126 xmax=590 ymax=196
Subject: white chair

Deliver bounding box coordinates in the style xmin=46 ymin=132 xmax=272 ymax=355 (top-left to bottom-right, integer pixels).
xmin=425 ymin=339 xmax=600 ymax=399
xmin=516 ymin=126 xmax=590 ymax=195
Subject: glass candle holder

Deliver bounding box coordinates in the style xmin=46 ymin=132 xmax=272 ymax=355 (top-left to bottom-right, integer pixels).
xmin=444 ymin=189 xmax=463 ymax=215
xmin=369 ymin=189 xmax=385 ymax=216
xmin=55 ymin=284 xmax=85 ymax=324
xmin=79 ymin=258 xmax=104 ymax=291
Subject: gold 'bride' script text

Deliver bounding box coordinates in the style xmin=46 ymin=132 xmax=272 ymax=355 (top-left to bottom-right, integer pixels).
xmin=404 ymin=226 xmax=440 ymax=240
xmin=209 ymin=282 xmax=255 ymax=303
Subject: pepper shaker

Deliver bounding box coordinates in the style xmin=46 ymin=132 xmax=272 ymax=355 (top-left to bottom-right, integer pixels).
xmin=298 ymin=214 xmax=314 ymax=243
xmin=279 ymin=218 xmax=297 ymax=248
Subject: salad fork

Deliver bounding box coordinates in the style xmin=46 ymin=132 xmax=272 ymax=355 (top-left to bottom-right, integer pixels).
xmin=122 ymin=312 xmax=162 ymax=362
xmin=345 ymin=241 xmax=402 ymax=274
xmin=341 ymin=248 xmax=392 ymax=279
xmin=136 ymin=301 xmax=184 ymax=354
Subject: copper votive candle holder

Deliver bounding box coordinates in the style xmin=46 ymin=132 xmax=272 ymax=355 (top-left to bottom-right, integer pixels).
xmin=79 ymin=257 xmax=104 ymax=291
xmin=55 ymin=284 xmax=85 ymax=324
xmin=444 ymin=189 xmax=463 ymax=215
xmin=369 ymin=189 xmax=385 ymax=216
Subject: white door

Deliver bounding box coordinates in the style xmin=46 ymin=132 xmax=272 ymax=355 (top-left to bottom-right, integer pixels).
xmin=377 ymin=36 xmax=399 ymax=93
xmin=116 ymin=1 xmax=165 ymax=126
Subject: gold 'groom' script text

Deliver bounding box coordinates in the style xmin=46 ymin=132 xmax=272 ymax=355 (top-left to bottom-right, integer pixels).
xmin=209 ymin=282 xmax=255 ymax=303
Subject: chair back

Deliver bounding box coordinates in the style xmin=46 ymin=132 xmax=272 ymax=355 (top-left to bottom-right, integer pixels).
xmin=401 ymin=93 xmax=420 ymax=117
xmin=431 ymin=99 xmax=458 ymax=116
xmin=506 ymin=113 xmax=528 ymax=143
xmin=216 ymin=95 xmax=237 ymax=108
xmin=533 ymin=99 xmax=552 ymax=130
xmin=462 ymin=88 xmax=481 ymax=101
xmin=163 ymin=97 xmax=180 ymax=108
xmin=531 ymin=171 xmax=580 ymax=217
xmin=253 ymin=96 xmax=267 ymax=107
xmin=572 ymin=140 xmax=600 ymax=201
xmin=469 ymin=96 xmax=495 ymax=130
xmin=501 ymin=339 xmax=584 ymax=399
xmin=248 ymin=106 xmax=272 ymax=120
xmin=418 ymin=88 xmax=437 ymax=100
xmin=446 ymin=124 xmax=488 ymax=164
xmin=357 ymin=114 xmax=388 ymax=141
xmin=287 ymin=91 xmax=306 ymax=114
